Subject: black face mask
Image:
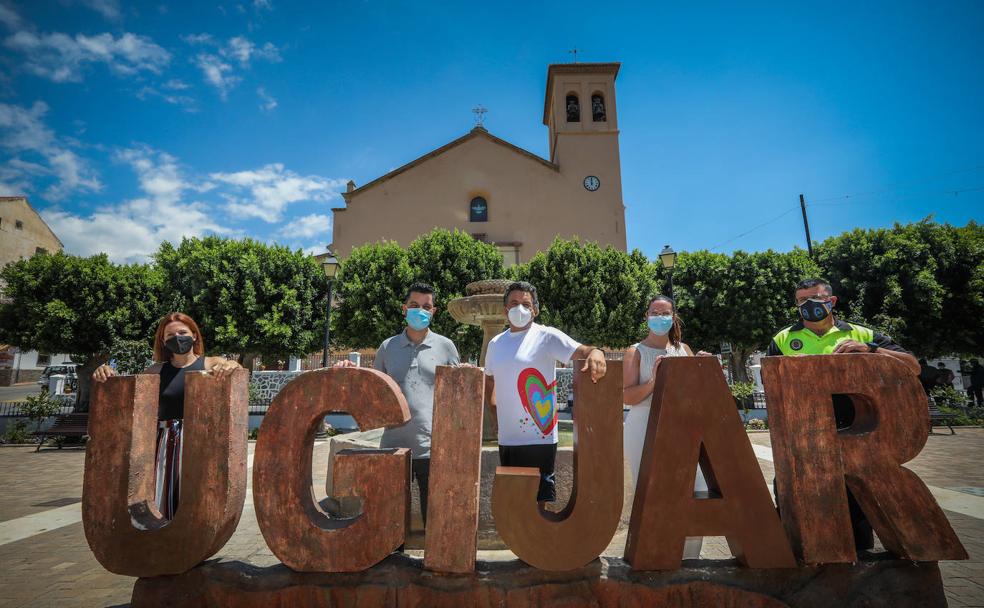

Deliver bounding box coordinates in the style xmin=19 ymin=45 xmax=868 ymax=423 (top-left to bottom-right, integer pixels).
xmin=799 ymin=299 xmax=832 ymax=323
xmin=164 ymin=335 xmax=195 ymax=355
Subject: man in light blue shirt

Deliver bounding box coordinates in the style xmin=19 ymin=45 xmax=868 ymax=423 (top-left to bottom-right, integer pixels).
xmin=338 ymin=282 xmax=459 ymax=524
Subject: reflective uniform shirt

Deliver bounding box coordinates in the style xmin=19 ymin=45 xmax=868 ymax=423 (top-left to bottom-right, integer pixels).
xmin=766 ymin=318 xmax=910 ymax=427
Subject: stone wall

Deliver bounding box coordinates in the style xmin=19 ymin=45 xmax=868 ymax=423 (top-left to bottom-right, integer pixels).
xmin=250 ymin=368 xmax=574 ymax=411
xmin=132 ymin=554 xmax=947 ymax=607
xmin=556 ymin=368 xmax=572 ymax=405
xmin=249 ymin=370 xmax=304 ymax=407
xmin=0 ymin=368 xmax=43 ymax=386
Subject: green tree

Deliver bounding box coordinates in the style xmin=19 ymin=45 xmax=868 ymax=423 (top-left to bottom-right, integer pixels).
xmin=512 ymin=238 xmax=659 ymax=348
xmin=332 ymin=230 xmax=504 ymax=359
xmin=407 ymin=229 xmax=504 ymax=359
xmin=815 ymin=219 xmax=984 ymax=356
xmin=331 ymin=241 xmax=415 ymax=350
xmin=109 ymin=338 xmax=154 ymax=375
xmin=672 ymin=249 xmax=820 ymax=381
xmin=0 ymin=252 xmax=162 ymax=409
xmin=155 ymin=236 xmax=327 ymax=363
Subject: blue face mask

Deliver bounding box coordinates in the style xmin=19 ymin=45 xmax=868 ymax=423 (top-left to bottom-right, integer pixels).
xmin=647 ymin=315 xmax=674 ymax=336
xmin=406 ymin=308 xmax=432 ymax=331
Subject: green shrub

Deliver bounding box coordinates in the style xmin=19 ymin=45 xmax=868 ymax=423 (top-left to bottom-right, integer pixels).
xmin=2 ymin=419 xmax=31 ymax=443
xmin=938 ymin=406 xmax=973 ymax=426
xmin=745 ymin=418 xmax=768 ymax=430
xmin=931 ymin=385 xmax=970 ymax=409
xmin=21 ymin=391 xmax=63 ymax=432
xmin=967 ymin=406 xmax=984 ymax=424
xmin=730 ymin=381 xmax=757 ymax=419
xmin=730 ymin=381 xmax=757 ymax=402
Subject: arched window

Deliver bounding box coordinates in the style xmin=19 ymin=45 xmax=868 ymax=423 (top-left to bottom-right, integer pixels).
xmin=566 ymin=94 xmax=580 ymax=122
xmin=591 ymin=93 xmax=606 ymax=122
xmin=469 ymin=196 xmax=488 ymax=222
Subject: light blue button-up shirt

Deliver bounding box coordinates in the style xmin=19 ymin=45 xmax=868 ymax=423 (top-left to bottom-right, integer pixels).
xmin=374 ymin=329 xmax=460 ymax=459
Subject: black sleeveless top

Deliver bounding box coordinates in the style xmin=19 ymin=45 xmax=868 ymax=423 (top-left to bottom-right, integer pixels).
xmin=158 ymin=357 xmax=206 ymax=420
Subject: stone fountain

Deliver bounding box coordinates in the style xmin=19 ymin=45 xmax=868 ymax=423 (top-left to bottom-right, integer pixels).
xmin=447 ymin=279 xmax=512 ymax=440
xmin=447 ymin=279 xmax=512 ymax=366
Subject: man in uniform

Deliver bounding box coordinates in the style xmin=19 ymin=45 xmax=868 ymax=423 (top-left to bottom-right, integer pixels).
xmin=766 ymin=278 xmax=919 ymax=552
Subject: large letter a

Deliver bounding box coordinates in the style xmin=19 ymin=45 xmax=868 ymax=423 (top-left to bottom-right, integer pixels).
xmin=625 ymin=357 xmax=795 ymax=570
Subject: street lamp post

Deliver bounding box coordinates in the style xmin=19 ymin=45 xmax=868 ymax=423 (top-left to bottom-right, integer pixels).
xmin=658 ymin=244 xmax=677 ymax=297
xmin=320 ymin=251 xmax=340 ymax=368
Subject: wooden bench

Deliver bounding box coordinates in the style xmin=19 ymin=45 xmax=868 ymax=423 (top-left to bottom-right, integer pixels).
xmin=33 ymin=413 xmax=89 ymax=451
xmin=928 ymin=399 xmax=958 ymax=435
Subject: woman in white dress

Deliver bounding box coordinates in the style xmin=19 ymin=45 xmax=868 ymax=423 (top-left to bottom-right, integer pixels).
xmin=622 ymin=295 xmax=711 ymax=559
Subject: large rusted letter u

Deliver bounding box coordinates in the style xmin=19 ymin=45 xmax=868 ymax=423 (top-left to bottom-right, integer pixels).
xmin=82 ymin=370 xmax=249 ymax=576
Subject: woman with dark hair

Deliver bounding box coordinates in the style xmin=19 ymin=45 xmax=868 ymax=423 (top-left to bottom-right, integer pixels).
xmin=92 ymin=312 xmax=241 ymax=518
xmin=622 ymin=295 xmax=711 ymax=558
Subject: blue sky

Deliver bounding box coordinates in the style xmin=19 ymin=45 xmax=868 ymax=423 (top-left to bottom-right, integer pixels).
xmin=1 ymin=1 xmax=981 ymax=263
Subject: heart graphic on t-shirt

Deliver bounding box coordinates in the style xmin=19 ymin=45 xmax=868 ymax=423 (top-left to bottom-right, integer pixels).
xmin=518 ymin=367 xmax=557 ymax=436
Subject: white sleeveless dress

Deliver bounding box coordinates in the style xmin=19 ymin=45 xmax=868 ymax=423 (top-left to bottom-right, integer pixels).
xmin=623 ymin=341 xmax=707 ymax=559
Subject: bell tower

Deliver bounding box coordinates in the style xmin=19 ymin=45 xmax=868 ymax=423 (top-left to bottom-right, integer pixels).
xmin=542 ymin=62 xmax=626 ymax=250
xmin=543 ymin=62 xmax=620 ymax=162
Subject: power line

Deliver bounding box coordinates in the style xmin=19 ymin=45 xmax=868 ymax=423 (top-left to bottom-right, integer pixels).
xmin=810 ymin=165 xmax=984 ymax=204
xmin=706 ymin=184 xmax=983 ymax=253
xmin=705 ymin=164 xmax=984 ymax=252
xmin=810 ymin=185 xmax=984 ymax=207
xmin=708 ymin=206 xmax=800 ymax=251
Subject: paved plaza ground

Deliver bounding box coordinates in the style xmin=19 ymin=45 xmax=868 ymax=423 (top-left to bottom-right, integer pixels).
xmin=0 ymin=429 xmax=981 ymax=607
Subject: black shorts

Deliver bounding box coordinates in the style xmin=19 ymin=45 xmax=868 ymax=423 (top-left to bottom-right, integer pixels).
xmin=498 ymin=443 xmax=557 ymax=502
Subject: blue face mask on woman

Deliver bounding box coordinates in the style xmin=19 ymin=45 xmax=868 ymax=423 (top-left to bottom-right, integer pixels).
xmin=647 ymin=314 xmax=674 ymax=336
xmin=406 ymin=308 xmax=432 ymax=331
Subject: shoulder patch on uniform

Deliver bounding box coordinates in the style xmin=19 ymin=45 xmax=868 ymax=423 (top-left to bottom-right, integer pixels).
xmin=790 ymin=339 xmax=803 ymax=351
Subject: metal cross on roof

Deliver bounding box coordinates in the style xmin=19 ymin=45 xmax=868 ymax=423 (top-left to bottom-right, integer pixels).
xmin=568 ymin=47 xmax=580 ymax=63
xmin=472 ymin=105 xmax=488 ymax=127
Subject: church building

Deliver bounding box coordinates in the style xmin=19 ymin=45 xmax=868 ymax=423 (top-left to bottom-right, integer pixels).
xmin=329 ymin=62 xmax=628 ymax=265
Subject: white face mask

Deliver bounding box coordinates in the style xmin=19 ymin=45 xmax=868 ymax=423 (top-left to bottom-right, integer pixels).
xmin=507 ymin=304 xmax=533 ymax=328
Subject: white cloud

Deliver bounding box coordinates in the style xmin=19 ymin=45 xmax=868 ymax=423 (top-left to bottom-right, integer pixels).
xmin=0 ymin=101 xmax=102 ymax=199
xmin=4 ymin=30 xmax=170 ymax=83
xmin=257 ymin=86 xmax=277 ymax=111
xmin=162 ymin=78 xmax=190 ymax=90
xmin=115 ymin=146 xmax=187 ymax=205
xmin=277 ymin=213 xmax=332 ymax=239
xmin=45 ymin=149 xmax=102 ymax=198
xmin=225 ymin=36 xmax=280 ymax=65
xmin=210 ymin=164 xmax=347 ymax=223
xmin=182 ymin=33 xmax=213 ymax=45
xmin=0 ymin=2 xmax=23 ymax=30
xmin=253 ymin=0 xmax=273 ymax=11
xmin=41 ymin=145 xmax=231 ymax=263
xmin=0 ymin=164 xmax=34 ymax=194
xmin=136 ymin=85 xmax=197 ymax=110
xmin=78 ymin=0 xmax=121 ymax=20
xmin=194 ymin=53 xmax=239 ymax=99
xmin=0 ymin=100 xmax=54 ymax=151
xmin=30 ymin=141 xmax=347 ymax=262
xmin=185 ymin=34 xmax=280 ymax=98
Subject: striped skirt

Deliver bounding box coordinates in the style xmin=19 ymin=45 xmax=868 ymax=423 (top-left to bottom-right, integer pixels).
xmin=155 ymin=420 xmax=183 ymax=519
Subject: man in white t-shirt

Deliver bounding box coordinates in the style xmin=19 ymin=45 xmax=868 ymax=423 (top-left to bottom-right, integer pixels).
xmin=483 ymin=281 xmax=608 ymax=502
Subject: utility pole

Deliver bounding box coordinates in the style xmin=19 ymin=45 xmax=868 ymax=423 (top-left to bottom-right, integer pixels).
xmin=799 ymin=194 xmax=814 ymax=257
